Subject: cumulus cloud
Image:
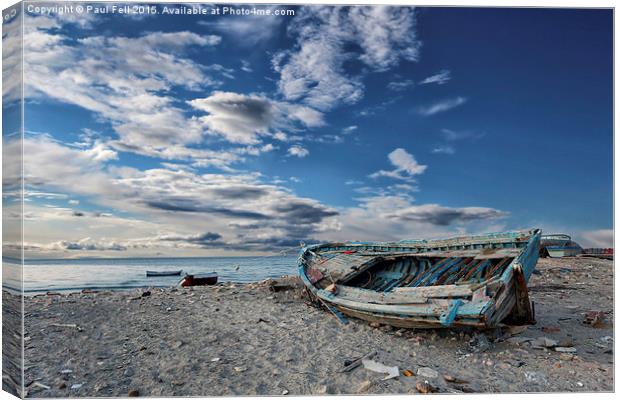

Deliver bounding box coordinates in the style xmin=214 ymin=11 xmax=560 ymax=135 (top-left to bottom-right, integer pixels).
xmin=418 ymin=97 xmax=467 ymax=116
xmin=22 ymin=16 xmax=235 ymax=160
xmin=419 ymin=69 xmax=451 ymax=85
xmin=386 ymin=204 xmax=509 ymax=226
xmin=189 ymin=91 xmax=324 ymax=145
xmin=273 ymin=6 xmax=420 ymax=111
xmin=287 ymin=145 xmax=310 ymax=158
xmin=18 ymin=137 xmax=343 ymax=254
xmin=318 ymin=195 xmax=508 ymax=243
xmin=158 ymin=231 xmax=223 ymax=247
xmin=53 ymin=239 xmax=127 ymax=251
xmin=370 ymin=148 xmax=427 ymax=181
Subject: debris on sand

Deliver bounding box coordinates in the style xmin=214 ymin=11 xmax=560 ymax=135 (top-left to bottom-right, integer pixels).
xmin=416 ymin=367 xmax=439 ymax=379
xmin=468 ymin=333 xmax=492 ymax=353
xmin=415 ymin=380 xmax=436 ymax=394
xmin=443 ymin=374 xmax=468 ymax=384
xmin=554 ymin=347 xmax=577 ymax=353
xmin=362 ymin=359 xmax=399 ymax=380
xmin=583 ymin=310 xmax=607 ymax=328
xmin=340 ymin=350 xmax=377 ymax=373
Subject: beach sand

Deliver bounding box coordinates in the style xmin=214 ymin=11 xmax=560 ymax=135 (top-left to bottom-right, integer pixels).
xmin=11 ymin=256 xmax=614 ymax=396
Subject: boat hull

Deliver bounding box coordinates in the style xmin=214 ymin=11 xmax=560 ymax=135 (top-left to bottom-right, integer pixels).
xmin=146 ymin=270 xmax=182 ymax=277
xmin=540 ymin=234 xmax=582 ymax=258
xmin=298 ymin=229 xmax=541 ymax=329
xmin=180 ymin=273 xmax=218 ymax=287
xmin=546 ymin=247 xmax=582 ymax=258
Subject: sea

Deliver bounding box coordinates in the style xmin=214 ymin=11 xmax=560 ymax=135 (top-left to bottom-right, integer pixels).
xmin=2 ymin=255 xmax=299 ymax=295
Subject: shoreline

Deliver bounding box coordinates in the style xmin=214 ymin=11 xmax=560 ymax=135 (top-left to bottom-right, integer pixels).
xmin=8 ymin=274 xmax=294 ymax=297
xmin=6 ymin=257 xmax=614 ymax=396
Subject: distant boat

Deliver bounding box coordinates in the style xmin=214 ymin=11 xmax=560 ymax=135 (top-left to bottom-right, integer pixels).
xmin=540 ymin=234 xmax=582 ymax=258
xmin=299 ymin=229 xmax=541 ymax=329
xmin=146 ymin=270 xmax=183 ymax=277
xmin=180 ymin=272 xmax=218 ymax=287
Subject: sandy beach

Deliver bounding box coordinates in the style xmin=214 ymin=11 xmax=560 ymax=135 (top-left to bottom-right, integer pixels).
xmin=13 ymin=256 xmax=614 ymax=397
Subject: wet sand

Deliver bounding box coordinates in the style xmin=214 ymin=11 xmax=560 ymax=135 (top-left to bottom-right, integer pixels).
xmin=12 ymin=256 xmax=614 ymax=396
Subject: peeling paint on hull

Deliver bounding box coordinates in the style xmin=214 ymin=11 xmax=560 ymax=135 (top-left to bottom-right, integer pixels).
xmin=299 ymin=229 xmax=541 ymax=329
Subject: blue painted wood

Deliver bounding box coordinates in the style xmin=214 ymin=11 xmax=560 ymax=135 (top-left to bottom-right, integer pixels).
xmin=408 ymin=258 xmax=453 ymax=287
xmin=440 ymin=299 xmax=464 ymax=326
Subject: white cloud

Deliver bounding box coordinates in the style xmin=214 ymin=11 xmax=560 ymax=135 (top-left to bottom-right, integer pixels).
xmin=431 ymin=128 xmax=484 ymax=155
xmin=189 ymin=91 xmax=325 ymax=145
xmin=577 ymin=229 xmax=613 ymax=248
xmin=273 ymin=6 xmax=420 ymax=111
xmin=287 ymin=145 xmax=310 ymax=158
xmin=17 ymin=138 xmax=515 ymax=257
xmin=420 ymin=69 xmax=451 ymax=85
xmin=273 ymin=132 xmax=289 ymax=141
xmin=431 ymin=145 xmax=455 ymax=155
xmin=418 ymin=97 xmax=467 ymax=116
xmin=441 ymin=128 xmax=485 ymax=141
xmin=18 ymin=138 xmax=343 ymax=256
xmin=241 ymin=60 xmax=253 ymax=73
xmin=23 ymin=16 xmax=229 ymax=158
xmin=319 ymin=195 xmax=508 ymax=243
xmin=387 ymin=79 xmax=415 ymax=91
xmin=198 ymin=7 xmax=284 ymax=46
xmin=2 ymin=9 xmax=22 ymax=102
xmin=370 ymin=148 xmax=427 ymax=181
xmin=83 ymin=141 xmax=118 ymax=162
xmin=342 ymin=125 xmax=358 ymax=135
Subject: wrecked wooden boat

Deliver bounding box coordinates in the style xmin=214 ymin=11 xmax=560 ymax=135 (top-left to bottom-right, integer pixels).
xmin=180 ymin=272 xmax=218 ymax=287
xmin=298 ymin=229 xmax=541 ymax=329
xmin=540 ymin=234 xmax=582 ymax=258
xmin=146 ymin=270 xmax=183 ymax=277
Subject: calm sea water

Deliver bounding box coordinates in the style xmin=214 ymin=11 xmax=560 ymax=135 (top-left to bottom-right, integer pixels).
xmin=3 ymin=255 xmax=299 ymax=294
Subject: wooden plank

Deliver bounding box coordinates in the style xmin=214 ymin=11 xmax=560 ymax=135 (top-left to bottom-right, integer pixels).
xmin=320 ymin=289 xmax=489 ymax=318
xmin=335 ymin=286 xmax=428 ymax=304
xmin=336 ymin=305 xmax=488 ymax=329
xmin=392 ymin=284 xmax=473 ymax=298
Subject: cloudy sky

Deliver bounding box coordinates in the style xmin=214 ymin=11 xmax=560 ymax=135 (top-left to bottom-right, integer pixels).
xmin=2 ymin=4 xmax=613 ymax=258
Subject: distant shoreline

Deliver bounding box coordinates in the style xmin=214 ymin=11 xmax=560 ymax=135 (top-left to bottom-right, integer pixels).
xmin=4 ymin=254 xmax=295 ymax=263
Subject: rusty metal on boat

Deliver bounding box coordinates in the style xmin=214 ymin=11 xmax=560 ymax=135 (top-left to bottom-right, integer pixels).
xmin=298 ymin=229 xmax=541 ymax=329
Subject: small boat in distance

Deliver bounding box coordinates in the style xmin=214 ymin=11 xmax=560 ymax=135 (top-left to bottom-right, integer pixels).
xmin=299 ymin=229 xmax=541 ymax=329
xmin=540 ymin=234 xmax=582 ymax=258
xmin=180 ymin=272 xmax=218 ymax=287
xmin=146 ymin=270 xmax=183 ymax=277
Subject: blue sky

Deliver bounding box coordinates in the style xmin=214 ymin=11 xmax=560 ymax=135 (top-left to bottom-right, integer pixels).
xmin=3 ymin=4 xmax=613 ymax=257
